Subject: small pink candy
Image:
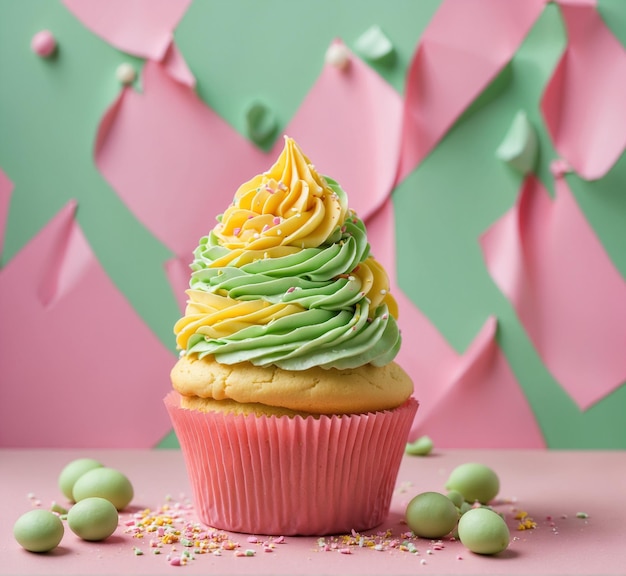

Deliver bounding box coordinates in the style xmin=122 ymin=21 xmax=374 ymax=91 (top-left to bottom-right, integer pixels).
xmin=31 ymin=30 xmax=57 ymax=57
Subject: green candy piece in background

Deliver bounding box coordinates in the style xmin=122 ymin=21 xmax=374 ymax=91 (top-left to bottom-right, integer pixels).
xmin=445 ymin=462 xmax=500 ymax=504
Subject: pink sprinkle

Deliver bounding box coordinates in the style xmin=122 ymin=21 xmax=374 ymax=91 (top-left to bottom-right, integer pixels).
xmin=457 ymin=555 xmax=463 ymax=560
xmin=262 ymin=225 xmax=269 ymax=233
xmin=263 ymin=546 xmax=274 ymax=553
xmin=274 ymin=536 xmax=285 ymax=544
xmin=273 ymin=217 xmax=281 ymax=225
xmin=286 ymin=287 xmax=296 ymax=293
xmin=247 ymin=536 xmax=258 ymax=543
xmin=339 ymin=548 xmax=352 ymax=555
xmin=124 ymin=519 xmax=136 ymax=526
xmin=169 ymin=556 xmax=182 ymax=566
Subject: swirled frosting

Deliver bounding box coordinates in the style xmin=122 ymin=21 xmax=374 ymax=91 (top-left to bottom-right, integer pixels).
xmin=174 ymin=137 xmax=401 ymax=370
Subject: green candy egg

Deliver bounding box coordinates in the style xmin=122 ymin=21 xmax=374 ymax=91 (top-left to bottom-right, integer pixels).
xmin=458 ymin=507 xmax=510 ymax=555
xmin=445 ymin=462 xmax=500 ymax=504
xmin=67 ymin=497 xmax=119 ymax=541
xmin=405 ymin=435 xmax=434 ymax=456
xmin=58 ymin=458 xmax=104 ymax=502
xmin=405 ymin=491 xmax=460 ymax=538
xmin=72 ymin=467 xmax=134 ymax=510
xmin=13 ymin=509 xmax=64 ymax=552
xmin=446 ymin=489 xmax=465 ymax=508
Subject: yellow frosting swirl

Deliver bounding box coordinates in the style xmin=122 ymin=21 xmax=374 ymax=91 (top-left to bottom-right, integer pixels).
xmin=212 ymin=137 xmax=348 ymax=264
xmin=174 ymin=137 xmax=401 ymax=369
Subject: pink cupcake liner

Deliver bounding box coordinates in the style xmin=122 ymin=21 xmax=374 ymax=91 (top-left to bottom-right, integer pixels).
xmin=165 ymin=391 xmax=418 ymax=536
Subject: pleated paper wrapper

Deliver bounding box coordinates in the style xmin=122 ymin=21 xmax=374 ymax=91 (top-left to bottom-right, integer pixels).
xmin=165 ymin=391 xmax=418 ymax=536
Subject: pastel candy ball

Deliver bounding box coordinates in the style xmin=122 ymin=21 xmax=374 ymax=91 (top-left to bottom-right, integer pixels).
xmin=31 ymin=30 xmax=57 ymax=57
xmin=458 ymin=507 xmax=510 ymax=555
xmin=446 ymin=489 xmax=465 ymax=508
xmin=325 ymin=42 xmax=351 ymax=69
xmin=72 ymin=467 xmax=134 ymax=510
xmin=58 ymin=458 xmax=104 ymax=502
xmin=405 ymin=435 xmax=434 ymax=456
xmin=445 ymin=462 xmax=500 ymax=504
xmin=67 ymin=497 xmax=119 ymax=541
xmin=116 ymin=63 xmax=136 ymax=85
xmin=13 ymin=509 xmax=64 ymax=553
xmin=405 ymin=491 xmax=459 ymax=539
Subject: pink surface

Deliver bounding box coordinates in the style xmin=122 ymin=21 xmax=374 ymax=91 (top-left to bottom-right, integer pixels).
xmin=166 ymin=393 xmax=417 ymax=536
xmin=480 ymin=175 xmax=626 ymax=410
xmin=62 ymin=0 xmax=192 ymax=61
xmin=0 ymin=202 xmax=175 ymax=447
xmin=0 ymin=167 xmax=13 ymax=259
xmin=541 ymin=0 xmax=626 ymax=180
xmin=365 ymin=199 xmax=545 ymax=448
xmin=396 ymin=0 xmax=545 ymax=183
xmin=1 ymin=449 xmax=624 ymax=575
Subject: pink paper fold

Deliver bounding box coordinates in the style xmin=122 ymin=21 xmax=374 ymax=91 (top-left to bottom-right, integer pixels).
xmin=279 ymin=40 xmax=403 ymax=221
xmin=62 ymin=0 xmax=192 ymax=61
xmin=396 ymin=0 xmax=545 ymax=183
xmin=165 ymin=392 xmax=418 ymax=535
xmin=95 ymin=60 xmax=269 ymax=258
xmin=541 ymin=1 xmax=626 ymax=179
xmin=365 ymin=198 xmax=545 ymax=448
xmin=0 ymin=201 xmax=175 ymax=447
xmin=480 ymin=175 xmax=626 ymax=409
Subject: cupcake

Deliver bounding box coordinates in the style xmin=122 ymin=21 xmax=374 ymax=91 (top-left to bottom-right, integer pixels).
xmin=165 ymin=137 xmax=417 ymax=536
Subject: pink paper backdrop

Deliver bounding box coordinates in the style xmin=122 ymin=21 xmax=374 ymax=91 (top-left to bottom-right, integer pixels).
xmin=1 ymin=0 xmax=625 ymax=448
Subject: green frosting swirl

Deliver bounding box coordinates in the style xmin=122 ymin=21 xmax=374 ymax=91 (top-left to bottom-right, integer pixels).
xmin=181 ymin=178 xmax=401 ymax=370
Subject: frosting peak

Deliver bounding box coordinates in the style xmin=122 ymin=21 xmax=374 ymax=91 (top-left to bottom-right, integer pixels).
xmin=214 ymin=137 xmax=348 ymax=252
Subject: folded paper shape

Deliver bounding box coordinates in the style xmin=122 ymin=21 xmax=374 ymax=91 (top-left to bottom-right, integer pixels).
xmin=95 ymin=60 xmax=270 ymax=259
xmin=480 ymin=175 xmax=626 ymax=409
xmin=62 ymin=0 xmax=192 ymax=61
xmin=279 ymin=40 xmax=403 ymax=222
xmin=541 ymin=1 xmax=626 ymax=180
xmin=366 ymin=199 xmax=545 ymax=448
xmin=396 ymin=0 xmax=545 ymax=183
xmin=496 ymin=110 xmax=538 ymax=175
xmin=0 ymin=201 xmax=175 ymax=447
